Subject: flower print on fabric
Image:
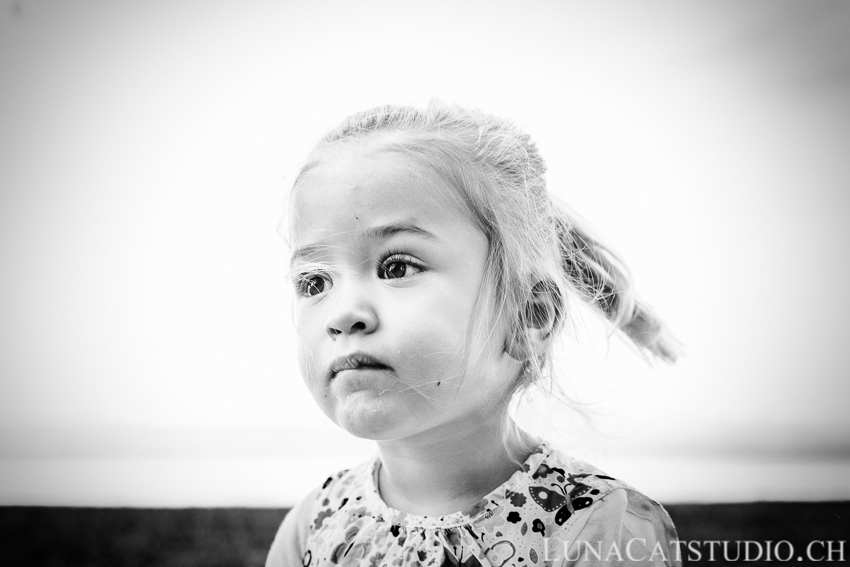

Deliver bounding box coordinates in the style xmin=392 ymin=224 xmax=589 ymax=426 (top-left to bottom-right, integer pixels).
xmin=293 ymin=444 xmax=679 ymax=566
xmin=506 ymin=491 xmax=526 ymax=508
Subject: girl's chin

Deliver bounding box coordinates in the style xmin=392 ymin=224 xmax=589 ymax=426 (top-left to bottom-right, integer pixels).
xmin=330 ymin=397 xmax=426 ymax=441
xmin=336 ymin=416 xmax=418 ymax=442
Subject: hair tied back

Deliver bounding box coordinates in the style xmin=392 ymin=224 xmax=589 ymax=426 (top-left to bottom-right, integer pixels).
xmin=553 ymin=199 xmax=681 ymax=364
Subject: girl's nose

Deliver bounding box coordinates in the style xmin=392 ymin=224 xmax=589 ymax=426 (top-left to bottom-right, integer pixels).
xmin=324 ymin=289 xmax=378 ymax=338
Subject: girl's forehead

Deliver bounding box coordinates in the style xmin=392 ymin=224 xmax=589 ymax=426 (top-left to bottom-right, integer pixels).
xmin=297 ymin=143 xmax=433 ymax=193
xmin=287 ymin=145 xmax=476 ymax=244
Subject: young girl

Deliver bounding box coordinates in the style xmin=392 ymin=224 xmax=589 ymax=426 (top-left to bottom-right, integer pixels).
xmin=267 ymin=102 xmax=681 ymax=566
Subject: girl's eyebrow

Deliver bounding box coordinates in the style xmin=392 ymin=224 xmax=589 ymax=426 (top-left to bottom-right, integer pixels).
xmin=363 ymin=223 xmax=438 ymax=241
xmin=290 ymin=222 xmax=438 ymax=266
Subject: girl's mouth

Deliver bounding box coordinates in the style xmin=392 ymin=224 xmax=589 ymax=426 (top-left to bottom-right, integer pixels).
xmin=328 ymin=352 xmax=393 ymax=379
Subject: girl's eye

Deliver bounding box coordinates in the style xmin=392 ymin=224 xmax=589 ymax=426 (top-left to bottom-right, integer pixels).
xmin=296 ymin=274 xmax=331 ymax=296
xmin=383 ymin=262 xmax=408 ymax=279
xmin=379 ymin=256 xmax=422 ymax=280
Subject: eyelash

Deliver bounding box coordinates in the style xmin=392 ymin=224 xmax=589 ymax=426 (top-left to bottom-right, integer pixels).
xmin=377 ymin=252 xmax=424 ymax=280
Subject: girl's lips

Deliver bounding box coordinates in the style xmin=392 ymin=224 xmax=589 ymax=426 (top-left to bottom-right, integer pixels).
xmin=328 ymin=352 xmax=392 ymax=379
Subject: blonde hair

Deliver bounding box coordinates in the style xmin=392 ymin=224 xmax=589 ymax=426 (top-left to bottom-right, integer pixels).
xmin=296 ymin=101 xmax=680 ymax=454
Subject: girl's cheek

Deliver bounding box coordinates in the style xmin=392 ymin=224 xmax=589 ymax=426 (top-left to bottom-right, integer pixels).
xmin=298 ymin=339 xmax=315 ymax=383
xmin=296 ymin=345 xmax=307 ymax=378
xmin=295 ymin=334 xmax=320 ymax=389
xmin=292 ymin=304 xmax=320 ymax=353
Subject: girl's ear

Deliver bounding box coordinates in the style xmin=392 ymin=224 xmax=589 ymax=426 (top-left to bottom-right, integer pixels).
xmin=505 ymin=282 xmax=558 ymax=361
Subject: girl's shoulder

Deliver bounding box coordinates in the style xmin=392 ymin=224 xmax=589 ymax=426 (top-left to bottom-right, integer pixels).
xmin=264 ymin=463 xmax=369 ymax=567
xmin=519 ymin=446 xmax=680 ymax=562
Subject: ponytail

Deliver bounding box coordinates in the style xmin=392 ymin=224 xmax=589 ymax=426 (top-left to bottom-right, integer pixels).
xmin=553 ymin=201 xmax=681 ymax=364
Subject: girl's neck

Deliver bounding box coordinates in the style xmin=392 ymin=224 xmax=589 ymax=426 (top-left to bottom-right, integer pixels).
xmin=375 ymin=418 xmax=537 ymax=517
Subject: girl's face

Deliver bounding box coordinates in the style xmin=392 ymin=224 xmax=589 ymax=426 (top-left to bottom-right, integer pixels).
xmin=288 ymin=144 xmax=520 ymax=443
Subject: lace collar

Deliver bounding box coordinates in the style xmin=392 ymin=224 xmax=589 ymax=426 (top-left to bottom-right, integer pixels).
xmin=361 ymin=443 xmax=552 ymax=529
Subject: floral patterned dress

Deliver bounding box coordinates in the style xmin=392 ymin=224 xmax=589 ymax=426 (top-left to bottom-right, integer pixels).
xmin=266 ymin=445 xmax=680 ymax=566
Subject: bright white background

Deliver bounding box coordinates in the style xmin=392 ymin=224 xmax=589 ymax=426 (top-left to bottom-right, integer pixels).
xmin=1 ymin=0 xmax=849 ymax=506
